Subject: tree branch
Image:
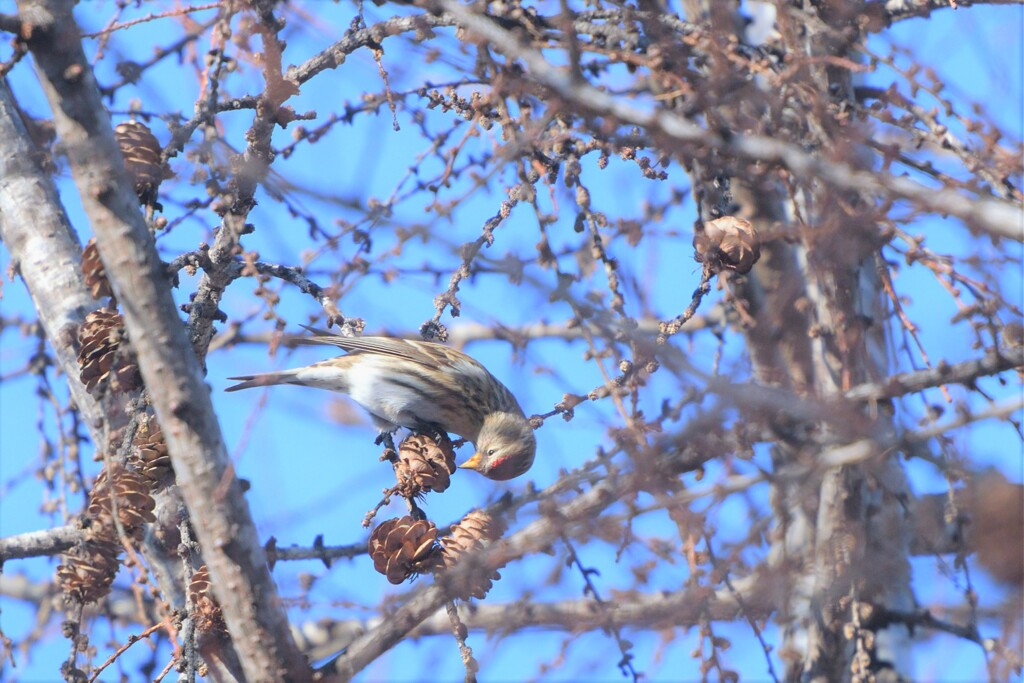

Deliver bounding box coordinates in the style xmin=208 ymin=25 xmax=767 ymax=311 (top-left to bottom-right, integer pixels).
xmin=0 ymin=525 xmax=81 ymax=564
xmin=844 ymin=348 xmax=1024 ymax=402
xmin=18 ymin=1 xmax=308 ymax=679
xmin=166 ymin=251 xmax=349 ymax=328
xmin=883 ymin=0 xmax=1024 ymax=25
xmin=427 ymin=0 xmax=1023 ymax=243
xmin=0 ymin=79 xmax=107 ymax=439
xmin=0 ymin=68 xmax=217 ymax=682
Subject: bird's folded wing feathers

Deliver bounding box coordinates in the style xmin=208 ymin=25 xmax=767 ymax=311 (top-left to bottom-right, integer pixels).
xmin=292 ymin=325 xmax=447 ymax=367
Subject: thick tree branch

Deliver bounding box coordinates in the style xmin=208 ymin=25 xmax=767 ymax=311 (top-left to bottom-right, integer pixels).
xmin=0 ymin=80 xmax=105 ymax=435
xmin=2 ymin=570 xmax=1007 ymax=670
xmin=0 ymin=525 xmax=81 ymax=564
xmin=18 ymin=1 xmax=308 ymax=680
xmin=844 ymin=348 xmax=1024 ymax=402
xmin=884 ymin=0 xmax=1024 ymax=24
xmin=0 ymin=75 xmax=208 ymax=677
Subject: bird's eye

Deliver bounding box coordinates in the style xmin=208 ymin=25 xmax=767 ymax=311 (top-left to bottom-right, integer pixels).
xmin=487 ymin=449 xmax=496 ymax=456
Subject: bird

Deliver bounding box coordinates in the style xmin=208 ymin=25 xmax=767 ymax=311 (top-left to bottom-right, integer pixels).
xmin=225 ymin=328 xmax=536 ymax=480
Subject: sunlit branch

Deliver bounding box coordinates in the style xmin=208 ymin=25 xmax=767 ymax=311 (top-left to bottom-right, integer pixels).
xmin=0 ymin=525 xmax=82 ymax=564
xmin=430 ymin=0 xmax=1023 ymax=242
xmin=844 ymin=348 xmax=1024 ymax=402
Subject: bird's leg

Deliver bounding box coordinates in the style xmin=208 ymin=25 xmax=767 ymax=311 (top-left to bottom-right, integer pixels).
xmin=375 ymin=431 xmax=425 ymax=520
xmin=375 ymin=430 xmax=397 ymax=451
xmin=417 ymin=423 xmax=453 ymax=450
xmin=376 ymin=431 xmax=399 ymax=464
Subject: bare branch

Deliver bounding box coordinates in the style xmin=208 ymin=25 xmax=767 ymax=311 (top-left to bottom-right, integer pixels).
xmin=0 ymin=525 xmax=82 ymax=563
xmin=167 ymin=250 xmax=351 ymax=329
xmin=429 ymin=0 xmax=1023 ymax=242
xmin=883 ymin=0 xmax=1024 ymax=25
xmin=907 ymin=397 xmax=1024 ymax=442
xmin=844 ymin=348 xmax=1024 ymax=402
xmin=18 ymin=0 xmax=308 ymax=679
xmin=288 ymin=14 xmax=457 ymax=85
xmin=0 ymin=79 xmax=107 ymax=436
xmin=264 ymin=536 xmax=365 ymax=570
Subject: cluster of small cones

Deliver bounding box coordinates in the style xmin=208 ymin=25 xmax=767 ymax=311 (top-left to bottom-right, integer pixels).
xmin=393 ymin=433 xmax=457 ymax=496
xmin=57 ymin=408 xmax=170 ymax=604
xmin=76 ymin=309 xmax=141 ymax=394
xmin=368 ymin=516 xmax=437 ymax=585
xmin=188 ymin=565 xmax=226 ymax=636
xmin=114 ymin=121 xmax=168 ymax=205
xmin=127 ymin=413 xmax=172 ymax=490
xmin=81 ymin=239 xmax=113 ymax=301
xmin=57 ymin=464 xmax=156 ymax=604
xmin=368 ymin=509 xmax=506 ymax=599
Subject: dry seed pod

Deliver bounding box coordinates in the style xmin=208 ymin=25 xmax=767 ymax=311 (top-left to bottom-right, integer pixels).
xmin=395 ymin=433 xmax=457 ymax=495
xmin=86 ymin=465 xmax=156 ymax=542
xmin=81 ymin=239 xmax=113 ymax=300
xmin=433 ymin=510 xmax=506 ymax=600
xmin=130 ymin=415 xmax=171 ymax=488
xmin=77 ymin=309 xmax=142 ymax=394
xmin=368 ymin=516 xmax=439 ymax=585
xmin=188 ymin=565 xmax=227 ymax=635
xmin=693 ymin=216 xmax=761 ymax=275
xmin=57 ymin=539 xmax=120 ymax=604
xmin=443 ymin=509 xmax=506 ymax=549
xmin=114 ymin=121 xmax=166 ymax=203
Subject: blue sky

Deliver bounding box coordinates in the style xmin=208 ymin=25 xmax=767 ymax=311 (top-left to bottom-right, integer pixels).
xmin=1 ymin=1 xmax=1021 ymax=681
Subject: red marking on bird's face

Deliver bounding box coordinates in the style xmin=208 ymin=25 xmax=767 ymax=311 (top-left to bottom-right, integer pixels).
xmin=483 ymin=454 xmax=519 ymax=481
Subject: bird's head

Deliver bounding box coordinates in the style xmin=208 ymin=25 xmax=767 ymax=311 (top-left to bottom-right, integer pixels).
xmin=459 ymin=412 xmax=536 ymax=481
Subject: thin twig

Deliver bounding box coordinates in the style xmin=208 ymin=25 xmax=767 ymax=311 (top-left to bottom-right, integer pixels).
xmin=444 ymin=601 xmax=478 ymax=683
xmin=86 ymin=621 xmax=164 ymax=683
xmin=658 ymin=263 xmax=714 ymax=342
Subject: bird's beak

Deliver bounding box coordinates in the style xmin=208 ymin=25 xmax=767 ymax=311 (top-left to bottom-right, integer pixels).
xmin=458 ymin=452 xmax=484 ymax=471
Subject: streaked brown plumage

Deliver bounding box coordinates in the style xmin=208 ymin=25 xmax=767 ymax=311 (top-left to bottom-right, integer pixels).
xmin=226 ymin=330 xmax=536 ymax=480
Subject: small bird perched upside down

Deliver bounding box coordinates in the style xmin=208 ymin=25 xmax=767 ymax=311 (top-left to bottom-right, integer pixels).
xmin=226 ymin=330 xmax=536 ymax=480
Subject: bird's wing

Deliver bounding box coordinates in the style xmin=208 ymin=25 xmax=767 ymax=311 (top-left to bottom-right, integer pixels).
xmin=294 ymin=325 xmax=457 ymax=368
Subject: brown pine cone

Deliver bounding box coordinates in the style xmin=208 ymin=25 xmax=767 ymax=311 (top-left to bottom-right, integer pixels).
xmin=693 ymin=216 xmax=761 ymax=275
xmin=368 ymin=516 xmax=439 ymax=585
xmin=77 ymin=309 xmax=142 ymax=394
xmin=130 ymin=415 xmax=171 ymax=488
xmin=1002 ymin=321 xmax=1024 ymax=348
xmin=114 ymin=121 xmax=167 ymax=203
xmin=433 ymin=510 xmax=506 ymax=600
xmin=57 ymin=539 xmax=120 ymax=604
xmin=81 ymin=239 xmax=113 ymax=300
xmin=188 ymin=565 xmax=227 ymax=635
xmin=86 ymin=465 xmax=156 ymax=542
xmin=395 ymin=433 xmax=457 ymax=495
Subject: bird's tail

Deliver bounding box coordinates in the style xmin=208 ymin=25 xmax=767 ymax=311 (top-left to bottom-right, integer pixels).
xmin=224 ymin=370 xmax=302 ymax=392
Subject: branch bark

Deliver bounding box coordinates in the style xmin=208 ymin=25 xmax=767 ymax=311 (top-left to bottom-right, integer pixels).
xmin=17 ymin=1 xmax=309 ymax=680
xmin=0 ymin=74 xmax=207 ymax=675
xmin=0 ymin=525 xmax=81 ymax=563
xmin=883 ymin=0 xmax=1024 ymax=24
xmin=426 ymin=0 xmax=1023 ymax=243
xmin=0 ymin=80 xmax=104 ymax=433
xmin=844 ymin=348 xmax=1024 ymax=401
